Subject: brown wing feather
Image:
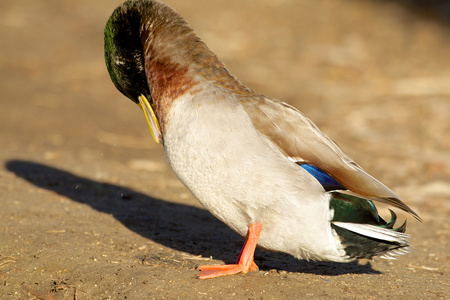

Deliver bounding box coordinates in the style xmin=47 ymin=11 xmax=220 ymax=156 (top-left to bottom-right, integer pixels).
xmin=240 ymin=96 xmax=420 ymax=220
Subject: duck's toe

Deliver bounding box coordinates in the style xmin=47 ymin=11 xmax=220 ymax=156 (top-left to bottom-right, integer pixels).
xmin=198 ymin=263 xmax=246 ymax=279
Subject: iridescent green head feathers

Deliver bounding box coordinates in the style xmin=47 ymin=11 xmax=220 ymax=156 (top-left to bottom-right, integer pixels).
xmin=104 ymin=0 xmax=151 ymax=104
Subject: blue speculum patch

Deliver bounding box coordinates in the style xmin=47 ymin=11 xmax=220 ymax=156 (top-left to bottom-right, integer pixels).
xmin=300 ymin=164 xmax=346 ymax=191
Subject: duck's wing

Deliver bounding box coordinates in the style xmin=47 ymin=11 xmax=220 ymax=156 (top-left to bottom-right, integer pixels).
xmin=239 ymin=96 xmax=420 ymax=220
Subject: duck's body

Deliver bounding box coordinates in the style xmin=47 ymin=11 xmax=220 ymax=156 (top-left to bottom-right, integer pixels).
xmin=104 ymin=0 xmax=419 ymax=279
xmin=165 ymin=90 xmax=343 ymax=261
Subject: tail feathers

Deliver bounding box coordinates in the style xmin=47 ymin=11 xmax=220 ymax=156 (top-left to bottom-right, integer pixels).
xmin=332 ymin=222 xmax=409 ymax=244
xmin=330 ymin=191 xmax=411 ymax=259
xmin=379 ymin=247 xmax=412 ymax=260
xmin=331 ymin=222 xmax=410 ymax=259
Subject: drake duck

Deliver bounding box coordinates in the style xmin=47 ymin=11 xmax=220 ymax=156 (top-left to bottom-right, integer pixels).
xmin=104 ymin=0 xmax=420 ymax=279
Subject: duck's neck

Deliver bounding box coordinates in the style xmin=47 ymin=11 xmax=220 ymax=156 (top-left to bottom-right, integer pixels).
xmin=139 ymin=2 xmax=252 ymax=127
xmin=139 ymin=16 xmax=200 ymax=127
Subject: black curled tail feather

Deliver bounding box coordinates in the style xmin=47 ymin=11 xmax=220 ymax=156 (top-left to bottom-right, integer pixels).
xmin=330 ymin=191 xmax=410 ymax=259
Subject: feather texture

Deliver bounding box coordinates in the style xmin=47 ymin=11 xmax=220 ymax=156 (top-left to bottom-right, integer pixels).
xmin=329 ymin=191 xmax=409 ymax=259
xmin=239 ymin=96 xmax=420 ymax=220
xmin=332 ymin=222 xmax=409 ymax=243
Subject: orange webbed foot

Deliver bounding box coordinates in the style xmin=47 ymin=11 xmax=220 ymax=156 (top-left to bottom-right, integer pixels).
xmin=198 ymin=223 xmax=262 ymax=279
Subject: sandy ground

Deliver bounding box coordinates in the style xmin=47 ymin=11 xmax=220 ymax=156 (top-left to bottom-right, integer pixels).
xmin=1 ymin=0 xmax=449 ymax=298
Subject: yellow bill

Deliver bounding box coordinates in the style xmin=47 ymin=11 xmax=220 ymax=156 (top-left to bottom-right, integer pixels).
xmin=138 ymin=94 xmax=162 ymax=144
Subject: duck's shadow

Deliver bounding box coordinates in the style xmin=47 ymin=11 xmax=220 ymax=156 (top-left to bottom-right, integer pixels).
xmin=6 ymin=160 xmax=380 ymax=276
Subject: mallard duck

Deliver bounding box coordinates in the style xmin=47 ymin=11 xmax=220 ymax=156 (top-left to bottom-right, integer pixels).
xmin=104 ymin=0 xmax=420 ymax=279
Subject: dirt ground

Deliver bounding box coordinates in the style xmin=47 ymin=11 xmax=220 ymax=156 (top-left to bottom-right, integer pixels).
xmin=1 ymin=0 xmax=449 ymax=299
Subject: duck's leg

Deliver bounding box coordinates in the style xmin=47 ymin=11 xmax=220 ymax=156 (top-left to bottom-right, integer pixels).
xmin=198 ymin=223 xmax=262 ymax=279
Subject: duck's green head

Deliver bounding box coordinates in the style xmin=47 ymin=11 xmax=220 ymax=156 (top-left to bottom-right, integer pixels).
xmin=104 ymin=1 xmax=162 ymax=143
xmin=104 ymin=1 xmax=150 ymax=105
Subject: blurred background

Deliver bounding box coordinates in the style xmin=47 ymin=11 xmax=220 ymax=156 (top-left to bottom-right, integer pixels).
xmin=0 ymin=0 xmax=448 ymax=298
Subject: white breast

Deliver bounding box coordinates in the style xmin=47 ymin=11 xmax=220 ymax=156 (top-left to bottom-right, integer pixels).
xmin=162 ymin=88 xmax=347 ymax=261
